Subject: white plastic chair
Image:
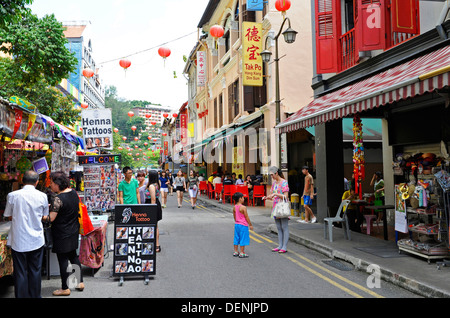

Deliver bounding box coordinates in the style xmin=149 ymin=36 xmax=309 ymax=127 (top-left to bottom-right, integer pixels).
xmin=323 ymin=200 xmax=351 ymax=242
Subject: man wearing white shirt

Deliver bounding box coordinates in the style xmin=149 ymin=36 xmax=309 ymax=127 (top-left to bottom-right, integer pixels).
xmin=3 ymin=170 xmax=49 ymax=298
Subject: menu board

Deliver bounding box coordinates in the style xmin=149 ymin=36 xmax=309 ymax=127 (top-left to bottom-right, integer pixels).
xmin=83 ymin=165 xmax=117 ymax=212
xmin=113 ymin=204 xmax=158 ymax=278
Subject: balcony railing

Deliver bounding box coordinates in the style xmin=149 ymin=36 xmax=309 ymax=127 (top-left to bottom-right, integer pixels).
xmin=339 ymin=28 xmax=357 ymax=72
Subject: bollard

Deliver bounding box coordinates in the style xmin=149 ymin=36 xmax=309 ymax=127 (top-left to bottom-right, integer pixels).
xmin=291 ymin=193 xmax=299 ymax=216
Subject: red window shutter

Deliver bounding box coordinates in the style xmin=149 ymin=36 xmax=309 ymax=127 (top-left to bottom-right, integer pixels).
xmin=391 ymin=0 xmax=420 ymax=34
xmin=315 ymin=0 xmax=340 ymax=74
xmin=356 ymin=0 xmax=386 ymax=52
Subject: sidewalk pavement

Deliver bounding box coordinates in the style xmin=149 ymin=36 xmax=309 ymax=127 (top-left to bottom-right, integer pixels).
xmin=196 ymin=194 xmax=450 ymax=298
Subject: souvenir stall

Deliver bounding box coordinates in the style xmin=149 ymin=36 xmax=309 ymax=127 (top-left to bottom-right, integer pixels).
xmin=0 ymin=96 xmax=84 ymax=278
xmin=0 ymin=96 xmax=53 ymax=279
xmin=394 ymin=144 xmax=450 ymax=263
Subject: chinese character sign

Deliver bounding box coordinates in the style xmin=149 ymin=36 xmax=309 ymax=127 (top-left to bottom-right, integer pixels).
xmin=243 ymin=22 xmax=263 ymax=87
xmin=180 ymin=114 xmax=188 ymax=145
xmin=197 ymin=51 xmax=206 ymax=87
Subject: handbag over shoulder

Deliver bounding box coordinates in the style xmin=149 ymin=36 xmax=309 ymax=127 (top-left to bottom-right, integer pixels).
xmin=272 ymin=195 xmax=291 ymax=218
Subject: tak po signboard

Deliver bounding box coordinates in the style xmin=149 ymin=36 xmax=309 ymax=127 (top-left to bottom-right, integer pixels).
xmin=243 ymin=22 xmax=263 ymax=87
xmin=113 ymin=204 xmax=158 ymax=285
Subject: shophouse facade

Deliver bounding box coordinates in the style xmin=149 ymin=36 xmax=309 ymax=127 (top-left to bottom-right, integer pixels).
xmin=183 ymin=0 xmax=314 ymax=190
xmin=278 ymin=0 xmax=450 ymax=248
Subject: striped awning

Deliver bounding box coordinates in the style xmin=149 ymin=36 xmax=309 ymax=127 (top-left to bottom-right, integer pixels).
xmin=278 ymin=45 xmax=450 ymax=133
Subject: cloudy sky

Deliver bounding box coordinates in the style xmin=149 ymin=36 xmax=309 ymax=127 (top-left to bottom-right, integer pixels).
xmin=30 ymin=0 xmax=210 ymax=111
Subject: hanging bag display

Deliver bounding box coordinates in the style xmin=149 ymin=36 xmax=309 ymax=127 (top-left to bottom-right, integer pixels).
xmin=77 ymin=194 xmax=94 ymax=236
xmin=272 ymin=196 xmax=291 ymax=218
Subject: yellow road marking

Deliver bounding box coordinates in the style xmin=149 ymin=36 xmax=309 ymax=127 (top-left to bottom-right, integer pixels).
xmin=251 ymin=230 xmax=385 ymax=298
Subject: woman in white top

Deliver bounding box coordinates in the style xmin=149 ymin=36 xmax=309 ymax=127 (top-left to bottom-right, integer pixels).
xmin=174 ymin=170 xmax=186 ymax=208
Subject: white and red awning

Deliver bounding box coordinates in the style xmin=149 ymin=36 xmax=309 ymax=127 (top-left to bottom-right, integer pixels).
xmin=278 ymin=45 xmax=450 ymax=133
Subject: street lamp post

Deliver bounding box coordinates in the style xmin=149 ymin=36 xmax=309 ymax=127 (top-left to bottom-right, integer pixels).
xmin=261 ymin=17 xmax=297 ymax=169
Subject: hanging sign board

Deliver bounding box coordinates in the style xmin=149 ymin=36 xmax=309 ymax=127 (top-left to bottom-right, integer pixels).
xmin=247 ymin=0 xmax=264 ymax=11
xmin=113 ymin=204 xmax=158 ymax=284
xmin=81 ymin=108 xmax=113 ymax=150
xmin=197 ymin=51 xmax=206 ymax=87
xmin=243 ymin=22 xmax=263 ymax=87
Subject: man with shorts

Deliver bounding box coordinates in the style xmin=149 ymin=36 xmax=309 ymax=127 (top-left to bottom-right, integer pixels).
xmin=299 ymin=166 xmax=316 ymax=223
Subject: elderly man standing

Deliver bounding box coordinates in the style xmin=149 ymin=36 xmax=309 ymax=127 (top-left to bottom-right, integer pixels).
xmin=3 ymin=170 xmax=49 ymax=298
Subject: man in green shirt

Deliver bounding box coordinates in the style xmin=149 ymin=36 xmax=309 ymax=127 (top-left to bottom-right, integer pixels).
xmin=118 ymin=166 xmax=140 ymax=204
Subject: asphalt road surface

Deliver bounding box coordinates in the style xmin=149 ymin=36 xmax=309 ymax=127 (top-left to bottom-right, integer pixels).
xmin=0 ymin=193 xmax=421 ymax=303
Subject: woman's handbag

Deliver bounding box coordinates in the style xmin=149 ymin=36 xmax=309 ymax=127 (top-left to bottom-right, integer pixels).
xmin=272 ymin=196 xmax=291 ymax=218
xmin=43 ymin=219 xmax=53 ymax=250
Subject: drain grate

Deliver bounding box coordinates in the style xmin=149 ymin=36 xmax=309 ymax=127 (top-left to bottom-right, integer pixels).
xmin=322 ymin=259 xmax=354 ymax=271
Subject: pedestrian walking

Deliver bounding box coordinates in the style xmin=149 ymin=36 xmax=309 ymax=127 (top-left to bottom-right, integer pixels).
xmin=48 ymin=171 xmax=84 ymax=296
xmin=264 ymin=166 xmax=290 ymax=253
xmin=168 ymin=171 xmax=174 ymax=196
xmin=187 ymin=170 xmax=199 ymax=209
xmin=299 ymin=166 xmax=316 ymax=224
xmin=145 ymin=170 xmax=162 ymax=252
xmin=174 ymin=170 xmax=186 ymax=208
xmin=232 ymin=192 xmax=253 ymax=258
xmin=3 ymin=170 xmax=49 ymax=298
xmin=159 ymin=170 xmax=170 ymax=208
xmin=137 ymin=171 xmax=148 ymax=204
xmin=118 ymin=166 xmax=140 ymax=204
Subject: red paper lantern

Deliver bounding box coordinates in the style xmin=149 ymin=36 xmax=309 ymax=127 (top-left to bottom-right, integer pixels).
xmin=122 ymin=137 xmax=127 ymax=141
xmin=162 ymin=133 xmax=167 ymax=136
xmin=82 ymin=68 xmax=94 ymax=78
xmin=148 ymin=136 xmax=151 ymax=140
xmin=131 ymin=126 xmax=137 ymax=131
xmin=114 ymin=128 xmax=119 ymax=133
xmin=151 ymin=122 xmax=156 ymax=126
xmin=128 ymin=111 xmax=135 ymax=118
xmin=119 ymin=59 xmax=131 ymax=70
xmin=158 ymin=47 xmax=171 ymax=59
xmin=172 ymin=113 xmax=178 ymax=118
xmin=80 ymin=103 xmax=89 ymax=109
xmin=275 ymin=0 xmax=291 ymax=13
xmin=145 ymin=114 xmax=151 ymax=119
xmin=134 ymin=145 xmax=138 ymax=148
xmin=210 ymin=25 xmax=224 ymax=39
xmin=163 ymin=113 xmax=169 ymax=118
xmin=134 ymin=137 xmax=139 ymax=141
xmin=118 ymin=147 xmax=123 ymax=150
xmin=153 ymin=138 xmax=157 ymax=142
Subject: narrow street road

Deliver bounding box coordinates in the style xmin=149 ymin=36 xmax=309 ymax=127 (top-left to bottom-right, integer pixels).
xmin=1 ymin=195 xmax=420 ymax=300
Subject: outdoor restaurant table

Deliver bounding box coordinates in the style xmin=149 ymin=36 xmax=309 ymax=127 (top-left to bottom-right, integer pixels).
xmin=364 ymin=205 xmax=395 ymax=241
xmin=0 ymin=222 xmax=12 ymax=278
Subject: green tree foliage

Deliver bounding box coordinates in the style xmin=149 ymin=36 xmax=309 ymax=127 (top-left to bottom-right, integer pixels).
xmin=0 ymin=13 xmax=80 ymax=126
xmin=106 ymin=86 xmax=161 ymax=169
xmin=0 ymin=0 xmax=33 ymax=29
xmin=0 ymin=13 xmax=77 ymax=87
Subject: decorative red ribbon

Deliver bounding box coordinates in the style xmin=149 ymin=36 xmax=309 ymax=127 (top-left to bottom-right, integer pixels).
xmin=11 ymin=109 xmax=23 ymax=140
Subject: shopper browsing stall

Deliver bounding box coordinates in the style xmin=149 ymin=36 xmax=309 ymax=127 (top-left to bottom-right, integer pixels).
xmin=48 ymin=171 xmax=84 ymax=296
xmin=3 ymin=170 xmax=49 ymax=298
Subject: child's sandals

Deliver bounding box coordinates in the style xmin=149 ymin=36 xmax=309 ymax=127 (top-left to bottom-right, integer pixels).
xmin=238 ymin=253 xmax=249 ymax=258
